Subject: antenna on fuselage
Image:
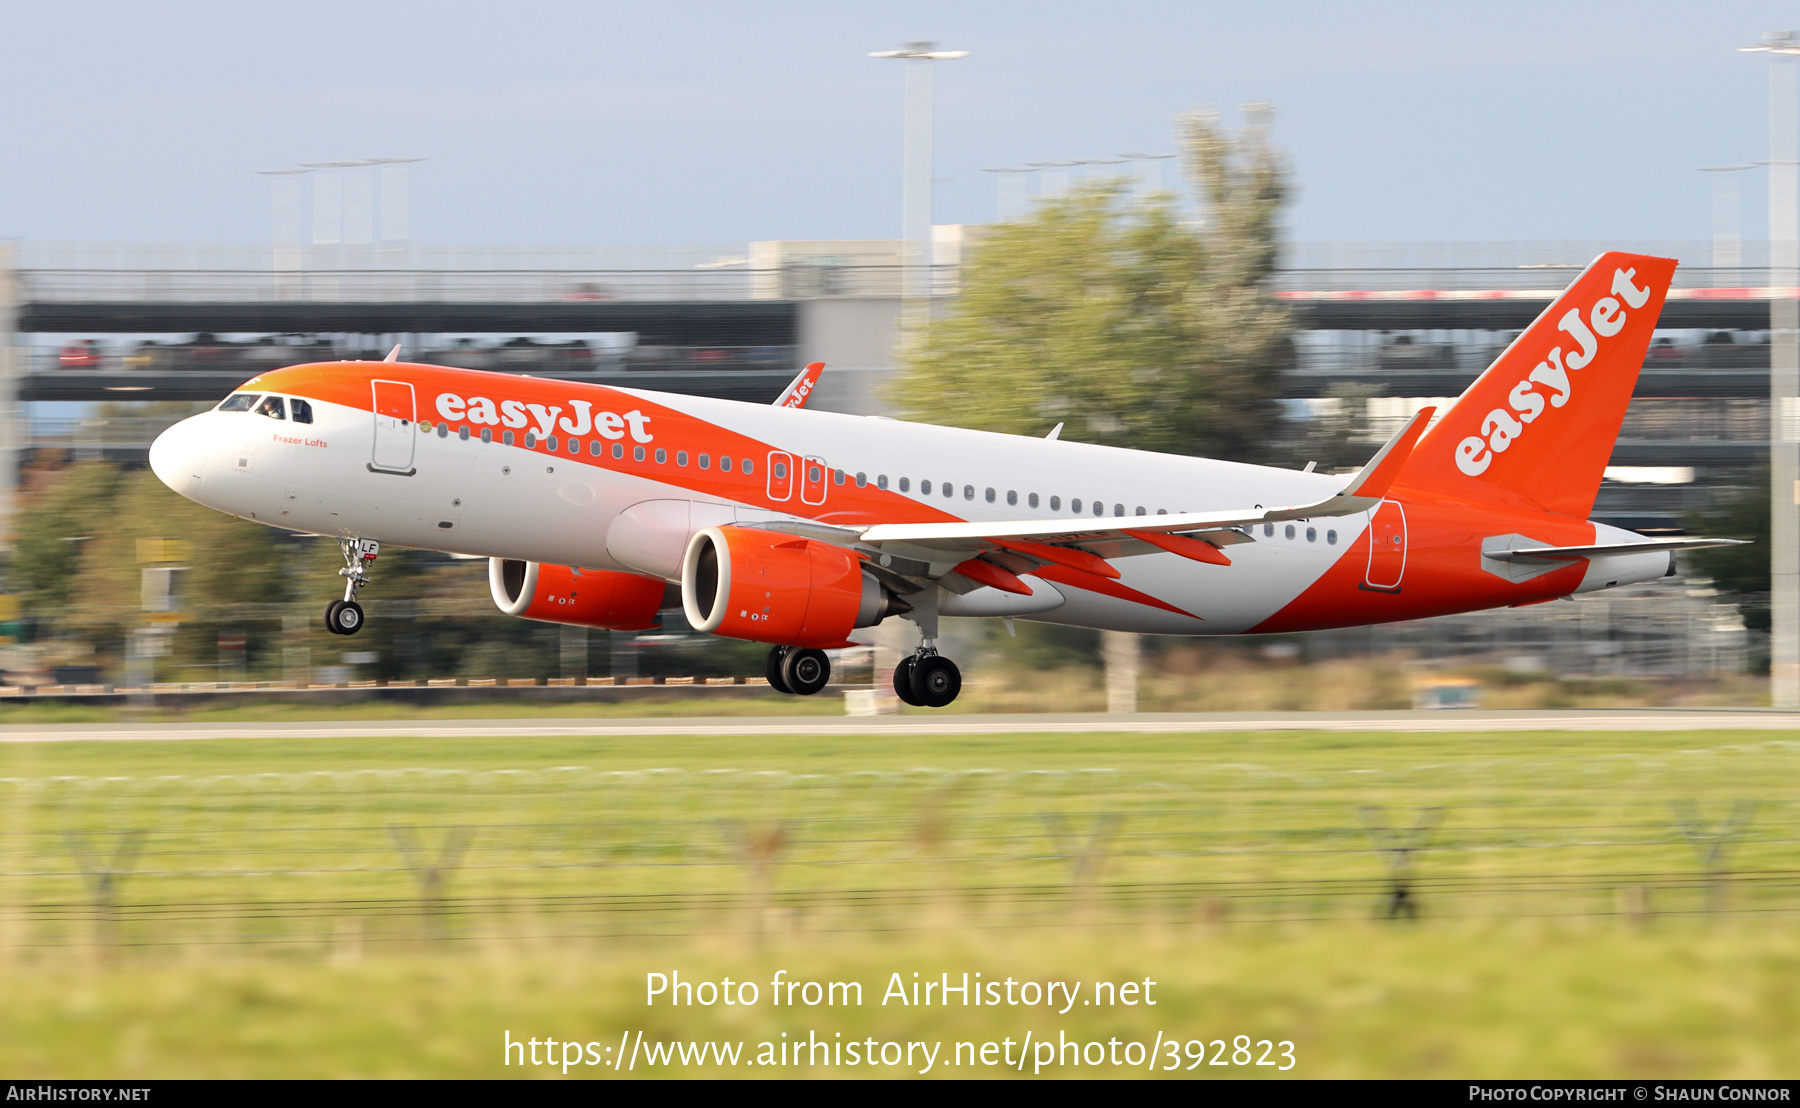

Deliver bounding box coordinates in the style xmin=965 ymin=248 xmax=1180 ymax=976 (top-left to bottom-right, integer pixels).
xmin=383 ymin=344 xmax=402 ymax=363
xmin=1045 ymin=423 xmax=1064 ymax=441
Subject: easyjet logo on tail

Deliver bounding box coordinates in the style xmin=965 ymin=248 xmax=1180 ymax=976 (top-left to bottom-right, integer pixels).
xmin=1453 ymin=267 xmax=1653 ymax=477
xmin=435 ymin=392 xmax=654 ymax=443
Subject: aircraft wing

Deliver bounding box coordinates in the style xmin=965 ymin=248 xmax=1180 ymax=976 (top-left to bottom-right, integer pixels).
xmin=853 ymin=407 xmax=1434 ymax=556
xmin=773 ymin=362 xmax=825 ymax=409
xmin=755 ymin=407 xmax=1437 ymax=585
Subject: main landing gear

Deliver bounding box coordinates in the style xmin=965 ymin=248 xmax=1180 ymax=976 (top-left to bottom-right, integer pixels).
xmin=761 ymin=643 xmax=962 ymax=707
xmin=893 ymin=643 xmax=961 ymax=709
xmin=765 ymin=645 xmax=832 ymax=696
xmin=324 ymin=538 xmax=379 ymax=636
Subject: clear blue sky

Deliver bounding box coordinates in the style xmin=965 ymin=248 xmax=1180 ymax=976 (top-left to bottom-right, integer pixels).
xmin=1 ymin=1 xmax=1795 ymax=246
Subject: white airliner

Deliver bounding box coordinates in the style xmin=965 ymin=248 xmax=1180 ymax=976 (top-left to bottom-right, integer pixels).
xmin=148 ymin=252 xmax=1737 ymax=707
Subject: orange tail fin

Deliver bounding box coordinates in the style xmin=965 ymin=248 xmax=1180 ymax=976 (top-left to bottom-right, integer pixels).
xmin=1396 ymin=251 xmax=1677 ymax=519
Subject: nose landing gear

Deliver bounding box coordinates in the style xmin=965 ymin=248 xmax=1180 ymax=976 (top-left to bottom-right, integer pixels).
xmin=324 ymin=538 xmax=378 ymax=636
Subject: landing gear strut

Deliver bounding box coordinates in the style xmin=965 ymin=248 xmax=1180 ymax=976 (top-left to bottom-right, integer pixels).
xmin=764 ymin=645 xmax=831 ymax=696
xmin=325 ymin=538 xmax=378 ymax=636
xmin=895 ymin=641 xmax=960 ymax=709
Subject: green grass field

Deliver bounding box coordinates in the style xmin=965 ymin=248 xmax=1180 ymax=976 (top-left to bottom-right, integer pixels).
xmin=1 ymin=726 xmax=1796 ymax=1078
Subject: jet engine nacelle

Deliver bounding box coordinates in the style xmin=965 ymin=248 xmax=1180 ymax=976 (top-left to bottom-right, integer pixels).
xmin=488 ymin=558 xmax=666 ymax=631
xmin=680 ymin=526 xmax=906 ymax=647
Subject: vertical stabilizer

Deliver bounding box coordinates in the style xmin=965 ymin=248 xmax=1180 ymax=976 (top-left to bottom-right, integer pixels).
xmin=1397 ymin=252 xmax=1677 ymax=518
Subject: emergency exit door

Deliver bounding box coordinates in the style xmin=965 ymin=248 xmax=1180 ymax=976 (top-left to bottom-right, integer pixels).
xmin=766 ymin=451 xmax=794 ymax=501
xmin=1363 ymin=500 xmax=1407 ymax=592
xmin=370 ymin=379 xmax=417 ymax=475
xmin=800 ymin=456 xmax=828 ymax=505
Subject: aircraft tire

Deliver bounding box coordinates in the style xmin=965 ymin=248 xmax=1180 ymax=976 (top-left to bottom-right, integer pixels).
xmin=909 ymin=655 xmax=961 ymax=708
xmin=324 ymin=600 xmax=346 ymax=635
xmin=892 ymin=657 xmax=922 ymax=706
xmin=329 ymin=600 xmax=365 ymax=636
xmin=765 ymin=645 xmax=793 ymax=694
xmin=781 ymin=647 xmax=831 ymax=696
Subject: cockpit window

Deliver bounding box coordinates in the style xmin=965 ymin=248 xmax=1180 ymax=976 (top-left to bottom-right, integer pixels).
xmin=290 ymin=398 xmax=314 ymax=424
xmin=216 ymin=393 xmax=259 ymax=413
xmin=255 ymin=396 xmax=287 ymax=420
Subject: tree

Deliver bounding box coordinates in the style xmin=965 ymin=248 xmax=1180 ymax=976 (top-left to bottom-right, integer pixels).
xmin=1686 ymin=466 xmax=1770 ymax=633
xmin=897 ymin=108 xmax=1293 ymax=462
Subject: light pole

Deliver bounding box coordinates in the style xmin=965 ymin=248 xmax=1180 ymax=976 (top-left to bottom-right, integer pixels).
xmin=1742 ymin=31 xmax=1800 ymax=706
xmin=1698 ymin=165 xmax=1755 ymax=283
xmin=981 ymin=166 xmax=1036 ymax=221
xmin=870 ymin=42 xmax=968 ymax=317
xmin=301 ymin=158 xmax=424 ymax=245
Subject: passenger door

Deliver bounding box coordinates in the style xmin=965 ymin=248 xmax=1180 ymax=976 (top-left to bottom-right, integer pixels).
xmin=1363 ymin=500 xmax=1407 ymax=591
xmin=370 ymin=379 xmax=417 ymax=475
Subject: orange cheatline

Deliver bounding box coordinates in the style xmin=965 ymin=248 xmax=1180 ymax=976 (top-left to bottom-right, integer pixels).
xmin=1124 ymin=529 xmax=1231 ymax=566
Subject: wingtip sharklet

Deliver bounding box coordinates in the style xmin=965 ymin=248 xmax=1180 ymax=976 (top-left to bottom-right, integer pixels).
xmin=1340 ymin=406 xmax=1435 ymax=502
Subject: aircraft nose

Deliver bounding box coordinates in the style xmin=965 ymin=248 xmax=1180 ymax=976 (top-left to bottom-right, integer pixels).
xmin=149 ymin=416 xmax=209 ymax=499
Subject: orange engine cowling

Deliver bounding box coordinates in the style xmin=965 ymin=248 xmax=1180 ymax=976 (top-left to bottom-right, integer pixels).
xmin=680 ymin=526 xmax=907 ymax=647
xmin=488 ymin=558 xmax=667 ymax=631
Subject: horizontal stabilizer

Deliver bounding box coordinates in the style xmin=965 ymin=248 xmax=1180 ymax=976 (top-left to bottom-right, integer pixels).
xmin=1483 ymin=538 xmax=1747 ymax=562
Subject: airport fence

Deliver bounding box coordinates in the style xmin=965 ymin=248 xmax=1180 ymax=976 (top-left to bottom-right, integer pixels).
xmin=2 ymin=746 xmax=1797 ymax=955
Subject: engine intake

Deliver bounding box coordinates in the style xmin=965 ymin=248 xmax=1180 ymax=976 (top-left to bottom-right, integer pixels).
xmin=681 ymin=526 xmax=906 ymax=646
xmin=488 ymin=558 xmax=667 ymax=631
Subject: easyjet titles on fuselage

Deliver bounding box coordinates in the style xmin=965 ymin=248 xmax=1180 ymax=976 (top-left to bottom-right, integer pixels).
xmin=434 ymin=392 xmax=655 ymax=443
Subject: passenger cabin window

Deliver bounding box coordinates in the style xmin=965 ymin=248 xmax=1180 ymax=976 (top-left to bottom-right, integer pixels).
xmin=218 ymin=393 xmax=259 ymax=413
xmin=290 ymin=398 xmax=314 ymax=424
xmin=1028 ymin=493 xmax=1038 ymax=508
xmin=876 ymin=474 xmax=887 ymax=489
xmin=898 ymin=477 xmax=909 ymax=492
xmin=1006 ymin=490 xmax=1016 ymax=506
xmin=920 ymin=480 xmax=931 ymax=494
xmin=504 ymin=430 xmax=515 ymax=446
xmin=1071 ymin=499 xmax=1082 ymax=513
xmin=481 ymin=428 xmax=493 ymax=443
xmin=742 ymin=458 xmax=754 ymax=475
xmin=718 ymin=454 xmax=731 ymax=471
xmin=1050 ymin=496 xmax=1061 ymax=511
